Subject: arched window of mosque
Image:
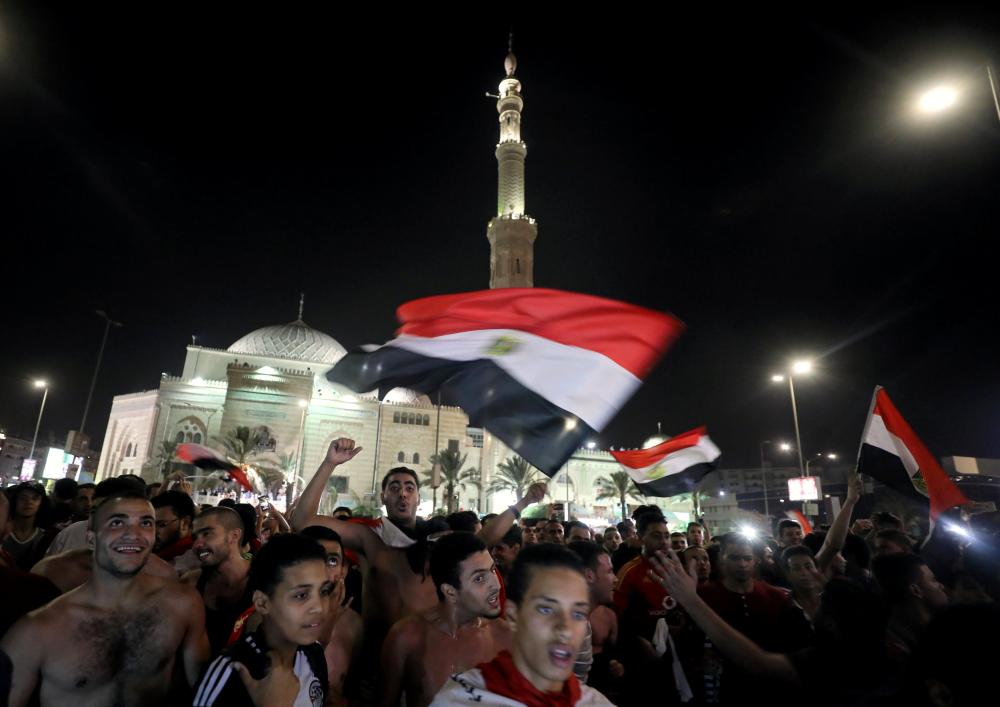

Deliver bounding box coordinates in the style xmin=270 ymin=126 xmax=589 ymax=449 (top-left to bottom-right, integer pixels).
xmin=408 ymin=413 xmax=416 ymax=424
xmin=516 ymin=258 xmax=521 ymax=274
xmin=413 ymin=453 xmax=420 ymax=465
xmin=423 ymin=415 xmax=430 ymax=426
xmin=393 ymin=412 xmax=400 ymax=423
xmin=125 ymin=443 xmax=132 ymax=458
xmin=194 ymin=433 xmax=202 ymax=444
xmin=175 ymin=432 xmax=185 ymax=443
xmin=397 ymin=451 xmax=405 ymax=462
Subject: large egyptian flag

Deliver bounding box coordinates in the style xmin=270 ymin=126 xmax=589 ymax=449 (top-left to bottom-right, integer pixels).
xmin=857 ymin=387 xmax=968 ymax=523
xmin=609 ymin=426 xmax=721 ymax=497
xmin=175 ymin=443 xmax=255 ymax=492
xmin=327 ymin=288 xmax=684 ymax=476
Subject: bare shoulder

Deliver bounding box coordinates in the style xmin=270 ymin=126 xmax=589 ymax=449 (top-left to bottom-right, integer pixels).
xmin=180 ymin=568 xmax=202 ymax=585
xmin=33 ymin=548 xmax=90 ymax=573
xmin=386 ymin=613 xmax=427 ymax=647
xmin=143 ymin=552 xmax=180 ymax=579
xmin=143 ymin=572 xmax=201 ymax=606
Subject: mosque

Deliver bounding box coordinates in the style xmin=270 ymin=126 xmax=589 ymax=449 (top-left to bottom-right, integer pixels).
xmin=94 ymin=48 xmax=691 ymax=525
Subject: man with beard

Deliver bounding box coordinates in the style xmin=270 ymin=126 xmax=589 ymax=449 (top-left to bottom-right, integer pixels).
xmin=1 ymin=491 xmax=208 ymax=706
xmin=292 ymin=438 xmax=545 ymax=702
xmin=182 ymin=506 xmax=255 ymax=655
xmin=152 ymin=490 xmax=199 ymax=573
xmin=380 ymin=532 xmax=512 ymax=707
xmin=430 ymin=543 xmax=612 ymax=707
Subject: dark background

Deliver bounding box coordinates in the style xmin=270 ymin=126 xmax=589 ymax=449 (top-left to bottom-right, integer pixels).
xmin=2 ymin=6 xmax=998 ymax=467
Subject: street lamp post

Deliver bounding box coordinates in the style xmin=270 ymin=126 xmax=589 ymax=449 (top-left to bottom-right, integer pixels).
xmin=80 ymin=310 xmax=123 ymax=435
xmin=29 ymin=380 xmax=49 ymax=461
xmin=771 ymin=360 xmax=811 ymax=478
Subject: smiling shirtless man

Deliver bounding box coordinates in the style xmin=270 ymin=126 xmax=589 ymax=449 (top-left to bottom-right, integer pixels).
xmin=291 ymin=438 xmax=545 ymax=702
xmin=1 ymin=490 xmax=209 ymax=706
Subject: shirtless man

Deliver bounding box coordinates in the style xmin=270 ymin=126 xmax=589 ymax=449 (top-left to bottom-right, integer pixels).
xmin=380 ymin=532 xmax=512 ymax=707
xmin=291 ymin=438 xmax=545 ymax=699
xmin=181 ymin=506 xmax=254 ymax=655
xmin=1 ymin=490 xmax=208 ymax=706
xmin=300 ymin=525 xmax=363 ymax=706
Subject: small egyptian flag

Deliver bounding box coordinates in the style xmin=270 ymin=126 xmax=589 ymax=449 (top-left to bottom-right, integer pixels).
xmin=175 ymin=443 xmax=254 ymax=492
xmin=857 ymin=386 xmax=969 ymax=527
xmin=610 ymin=426 xmax=721 ymax=497
xmin=784 ymin=509 xmax=813 ymax=535
xmin=328 ymin=288 xmax=684 ymax=476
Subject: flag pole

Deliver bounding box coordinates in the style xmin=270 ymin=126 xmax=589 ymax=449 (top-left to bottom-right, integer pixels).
xmin=855 ymin=385 xmax=882 ymax=473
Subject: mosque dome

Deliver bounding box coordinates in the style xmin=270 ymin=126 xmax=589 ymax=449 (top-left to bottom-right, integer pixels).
xmin=642 ymin=434 xmax=669 ymax=449
xmin=228 ymin=319 xmax=347 ymax=365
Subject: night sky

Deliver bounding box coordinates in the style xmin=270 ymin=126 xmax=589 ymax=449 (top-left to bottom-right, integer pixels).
xmin=2 ymin=7 xmax=999 ymax=468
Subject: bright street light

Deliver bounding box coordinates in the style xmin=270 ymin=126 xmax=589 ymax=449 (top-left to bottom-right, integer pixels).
xmin=791 ymin=360 xmax=812 ymax=375
xmin=917 ymin=85 xmax=959 ymax=113
xmin=29 ymin=380 xmax=50 ymax=462
xmin=586 ymin=440 xmax=596 ymax=450
xmin=826 ymin=453 xmax=838 ymax=460
xmin=771 ymin=374 xmax=785 ymax=382
xmin=780 ymin=442 xmax=792 ymax=451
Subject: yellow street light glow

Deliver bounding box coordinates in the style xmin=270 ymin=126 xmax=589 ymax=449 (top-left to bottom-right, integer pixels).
xmin=791 ymin=360 xmax=812 ymax=375
xmin=771 ymin=374 xmax=785 ymax=383
xmin=827 ymin=453 xmax=838 ymax=459
xmin=34 ymin=380 xmax=47 ymax=388
xmin=780 ymin=442 xmax=792 ymax=451
xmin=918 ymin=86 xmax=958 ymax=113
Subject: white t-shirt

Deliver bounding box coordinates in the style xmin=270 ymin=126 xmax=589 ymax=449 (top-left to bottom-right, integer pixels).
xmin=430 ymin=668 xmax=615 ymax=707
xmin=45 ymin=520 xmax=89 ymax=556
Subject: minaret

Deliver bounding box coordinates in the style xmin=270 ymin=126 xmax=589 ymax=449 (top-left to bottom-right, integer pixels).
xmin=487 ymin=38 xmax=537 ymax=288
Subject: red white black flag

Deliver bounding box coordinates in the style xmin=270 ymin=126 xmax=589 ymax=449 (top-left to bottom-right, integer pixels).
xmin=175 ymin=443 xmax=255 ymax=492
xmin=857 ymin=387 xmax=968 ymax=521
xmin=327 ymin=288 xmax=684 ymax=476
xmin=610 ymin=426 xmax=721 ymax=497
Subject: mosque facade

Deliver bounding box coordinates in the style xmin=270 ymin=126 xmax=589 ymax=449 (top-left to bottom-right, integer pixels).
xmin=94 ymin=49 xmax=690 ymax=525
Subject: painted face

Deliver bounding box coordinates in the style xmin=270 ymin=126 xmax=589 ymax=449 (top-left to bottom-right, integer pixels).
xmin=191 ymin=515 xmax=241 ymax=568
xmin=641 ymin=522 xmax=670 ymax=557
xmin=381 ymin=473 xmax=419 ymax=526
xmin=509 ymin=567 xmax=590 ymax=693
xmin=785 ymin=554 xmax=820 ymax=592
xmin=90 ymin=497 xmax=155 ymax=577
xmin=544 ymin=522 xmax=565 ymax=544
xmin=603 ymin=529 xmax=622 ymax=552
xmin=589 ymin=553 xmax=616 ymax=605
xmin=317 ymin=539 xmax=346 ymax=586
xmin=721 ymin=542 xmax=758 ymax=583
xmin=686 ymin=526 xmax=705 ymax=547
xmin=258 ymin=560 xmax=333 ymax=647
xmin=780 ymin=525 xmax=804 ymax=547
xmin=451 ymin=550 xmax=502 ymax=619
xmin=568 ymin=526 xmax=591 ymax=543
xmin=492 ymin=541 xmax=521 ymax=571
xmin=154 ymin=506 xmax=187 ymax=551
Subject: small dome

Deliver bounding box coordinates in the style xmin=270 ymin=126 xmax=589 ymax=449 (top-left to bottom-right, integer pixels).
xmin=504 ymin=52 xmax=517 ymax=77
xmin=228 ymin=320 xmax=347 ymax=365
xmin=383 ymin=388 xmax=432 ymax=406
xmin=642 ymin=434 xmax=669 ymax=449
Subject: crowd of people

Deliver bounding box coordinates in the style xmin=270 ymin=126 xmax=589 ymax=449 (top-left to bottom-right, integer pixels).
xmin=1 ymin=437 xmax=998 ymax=706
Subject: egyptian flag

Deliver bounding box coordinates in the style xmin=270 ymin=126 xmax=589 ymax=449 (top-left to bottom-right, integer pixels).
xmin=857 ymin=387 xmax=968 ymax=523
xmin=609 ymin=426 xmax=721 ymax=497
xmin=327 ymin=288 xmax=684 ymax=476
xmin=784 ymin=509 xmax=813 ymax=535
xmin=175 ymin=443 xmax=254 ymax=492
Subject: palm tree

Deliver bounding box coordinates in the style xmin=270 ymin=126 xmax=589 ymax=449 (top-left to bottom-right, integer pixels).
xmin=486 ymin=455 xmax=542 ymax=501
xmin=213 ymin=426 xmax=284 ymax=493
xmin=421 ymin=448 xmax=478 ymax=514
xmin=595 ymin=471 xmax=647 ymax=521
xmin=148 ymin=440 xmax=180 ymax=478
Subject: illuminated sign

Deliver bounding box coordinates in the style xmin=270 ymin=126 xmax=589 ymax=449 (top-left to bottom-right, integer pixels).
xmin=20 ymin=459 xmax=37 ymax=480
xmin=43 ymin=448 xmax=81 ymax=480
xmin=787 ymin=476 xmax=821 ymax=501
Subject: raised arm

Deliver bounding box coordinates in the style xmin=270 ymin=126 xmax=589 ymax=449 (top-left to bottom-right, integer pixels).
xmin=648 ymin=550 xmax=800 ymax=684
xmin=815 ymin=470 xmax=862 ymax=571
xmin=477 ymin=482 xmax=547 ymax=547
xmin=290 ymin=438 xmax=362 ymax=531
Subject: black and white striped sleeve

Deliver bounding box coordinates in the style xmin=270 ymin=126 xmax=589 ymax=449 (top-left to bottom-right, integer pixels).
xmin=192 ymin=654 xmax=237 ymax=706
